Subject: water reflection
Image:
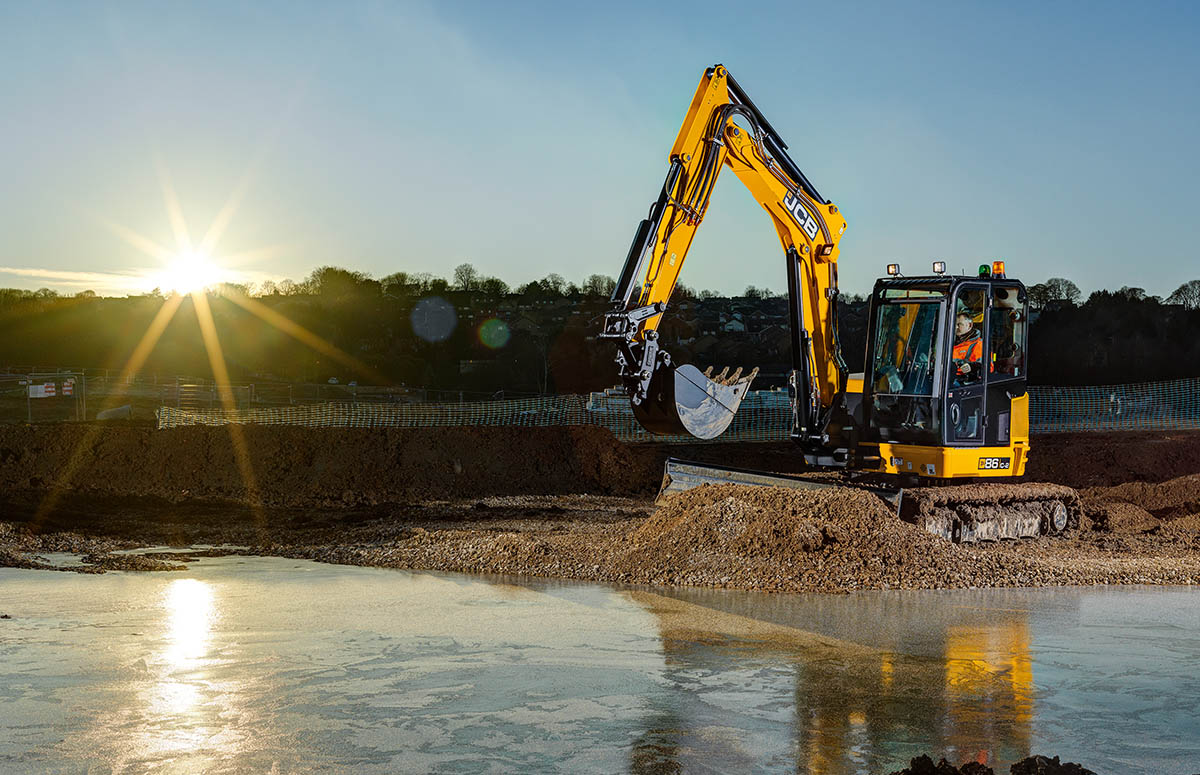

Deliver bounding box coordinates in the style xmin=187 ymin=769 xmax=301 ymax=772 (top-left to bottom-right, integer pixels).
xmin=5 ymin=560 xmax=1195 ymax=773
xmin=133 ymin=578 xmax=233 ymax=769
xmin=632 ymin=590 xmax=1044 ymax=773
xmin=163 ymin=579 xmax=215 ymax=668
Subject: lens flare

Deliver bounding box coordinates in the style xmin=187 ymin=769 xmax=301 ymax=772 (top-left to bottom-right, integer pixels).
xmin=478 ymin=318 xmax=510 ymax=349
xmin=411 ymin=297 xmax=457 ymax=343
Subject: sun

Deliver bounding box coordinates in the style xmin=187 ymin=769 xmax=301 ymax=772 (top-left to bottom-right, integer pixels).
xmin=154 ymin=250 xmax=224 ymax=295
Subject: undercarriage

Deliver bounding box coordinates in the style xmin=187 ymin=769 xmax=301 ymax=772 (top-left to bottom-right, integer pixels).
xmin=658 ymin=458 xmax=1077 ymax=543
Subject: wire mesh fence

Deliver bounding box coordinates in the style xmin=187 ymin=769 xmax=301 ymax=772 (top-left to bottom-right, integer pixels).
xmin=1028 ymin=377 xmax=1200 ymax=432
xmin=154 ymin=389 xmax=794 ymax=443
xmin=155 ymin=378 xmax=1200 ymax=439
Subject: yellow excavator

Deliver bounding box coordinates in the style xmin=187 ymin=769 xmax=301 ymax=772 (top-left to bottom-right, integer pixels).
xmin=600 ymin=65 xmax=1075 ymax=542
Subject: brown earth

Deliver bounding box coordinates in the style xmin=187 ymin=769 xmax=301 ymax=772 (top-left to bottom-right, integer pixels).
xmin=1 ymin=424 xmax=1200 ymax=590
xmin=0 ymin=423 xmax=662 ymax=506
xmin=1023 ymin=430 xmax=1200 ymax=488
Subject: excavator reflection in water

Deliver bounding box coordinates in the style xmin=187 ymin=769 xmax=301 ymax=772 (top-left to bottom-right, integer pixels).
xmin=601 ymin=65 xmax=1075 ymax=542
xmin=626 ymin=591 xmax=1036 ymax=773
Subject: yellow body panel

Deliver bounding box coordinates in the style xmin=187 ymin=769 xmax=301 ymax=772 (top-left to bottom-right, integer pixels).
xmin=845 ymin=375 xmax=1031 ymax=480
xmin=866 ymin=442 xmax=1028 ymax=478
xmin=1010 ymin=393 xmax=1030 ymax=445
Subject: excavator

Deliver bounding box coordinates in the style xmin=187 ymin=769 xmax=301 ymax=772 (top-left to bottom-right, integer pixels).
xmin=599 ymin=65 xmax=1075 ymax=542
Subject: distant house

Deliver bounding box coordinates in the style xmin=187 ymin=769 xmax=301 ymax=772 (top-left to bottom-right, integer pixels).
xmin=657 ymin=316 xmax=698 ymax=345
xmin=755 ymin=324 xmax=791 ymax=353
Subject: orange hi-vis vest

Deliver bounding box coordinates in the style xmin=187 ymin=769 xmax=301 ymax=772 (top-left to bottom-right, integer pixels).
xmin=953 ymin=334 xmax=982 ymax=363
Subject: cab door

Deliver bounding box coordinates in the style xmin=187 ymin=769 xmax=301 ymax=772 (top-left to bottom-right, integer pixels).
xmin=944 ymin=285 xmax=988 ymax=446
xmin=983 ymin=283 xmax=1029 ymax=446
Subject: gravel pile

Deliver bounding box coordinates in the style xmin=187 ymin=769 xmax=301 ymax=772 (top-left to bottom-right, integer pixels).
xmin=611 ymin=485 xmax=975 ymax=591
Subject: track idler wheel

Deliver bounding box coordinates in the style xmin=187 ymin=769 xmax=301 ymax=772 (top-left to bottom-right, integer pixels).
xmin=633 ymin=363 xmax=759 ymax=440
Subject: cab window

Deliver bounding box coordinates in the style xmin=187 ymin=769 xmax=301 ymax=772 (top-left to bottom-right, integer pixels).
xmin=871 ymin=302 xmax=940 ymax=396
xmin=951 ymin=288 xmax=986 ymax=386
xmin=989 ymin=284 xmax=1026 ymax=379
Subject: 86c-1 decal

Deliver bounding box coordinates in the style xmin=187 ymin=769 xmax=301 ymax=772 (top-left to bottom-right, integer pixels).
xmin=978 ymin=457 xmax=1011 ymax=471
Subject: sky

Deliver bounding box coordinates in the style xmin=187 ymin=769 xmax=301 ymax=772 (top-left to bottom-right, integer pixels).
xmin=2 ymin=0 xmax=1199 ymax=298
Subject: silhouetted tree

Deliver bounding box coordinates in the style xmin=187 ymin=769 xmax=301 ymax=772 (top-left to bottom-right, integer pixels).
xmin=542 ymin=273 xmax=566 ymax=295
xmin=453 ymin=263 xmax=480 ymax=291
xmin=1045 ymin=277 xmax=1081 ymax=305
xmin=582 ymin=274 xmax=616 ymax=298
xmin=1167 ymin=279 xmax=1200 ymax=310
xmin=478 ymin=276 xmax=510 ymax=297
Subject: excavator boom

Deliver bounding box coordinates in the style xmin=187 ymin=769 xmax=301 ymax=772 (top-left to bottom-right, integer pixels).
xmin=601 ymin=65 xmax=847 ymax=447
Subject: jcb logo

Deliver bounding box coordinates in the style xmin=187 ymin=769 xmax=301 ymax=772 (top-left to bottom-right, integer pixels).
xmin=782 ymin=193 xmax=820 ymax=241
xmin=978 ymin=457 xmax=1011 ymax=470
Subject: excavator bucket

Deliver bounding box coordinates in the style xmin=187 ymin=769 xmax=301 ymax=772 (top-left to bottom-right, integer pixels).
xmin=633 ymin=363 xmax=759 ymax=440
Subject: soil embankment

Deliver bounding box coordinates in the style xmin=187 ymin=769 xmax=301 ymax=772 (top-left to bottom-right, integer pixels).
xmin=2 ymin=424 xmax=1199 ymax=590
xmin=0 ymin=423 xmax=661 ymax=506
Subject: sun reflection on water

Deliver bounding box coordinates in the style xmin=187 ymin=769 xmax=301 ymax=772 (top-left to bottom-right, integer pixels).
xmin=136 ymin=577 xmax=226 ymax=762
xmin=163 ymin=578 xmax=216 ymax=671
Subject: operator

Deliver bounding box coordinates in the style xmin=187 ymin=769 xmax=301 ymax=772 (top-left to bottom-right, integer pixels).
xmin=952 ymin=312 xmax=983 ymax=382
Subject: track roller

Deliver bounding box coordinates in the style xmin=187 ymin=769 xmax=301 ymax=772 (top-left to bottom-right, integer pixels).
xmin=899 ymin=483 xmax=1081 ymax=543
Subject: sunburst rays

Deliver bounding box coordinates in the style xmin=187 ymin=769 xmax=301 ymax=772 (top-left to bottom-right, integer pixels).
xmin=31 ymin=294 xmax=185 ymax=528
xmin=34 ymin=157 xmax=381 ymax=532
xmin=191 ymin=290 xmax=265 ymax=533
xmin=221 ymin=290 xmax=389 ymax=385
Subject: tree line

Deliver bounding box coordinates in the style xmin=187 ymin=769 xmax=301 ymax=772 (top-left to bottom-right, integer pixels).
xmin=1 ymin=266 xmax=1198 ymax=394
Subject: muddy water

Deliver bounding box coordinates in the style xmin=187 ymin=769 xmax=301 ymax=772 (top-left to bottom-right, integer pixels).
xmin=0 ymin=558 xmax=1196 ymax=775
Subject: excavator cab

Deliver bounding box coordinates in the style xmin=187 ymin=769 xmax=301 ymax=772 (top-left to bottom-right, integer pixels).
xmin=856 ymin=263 xmax=1030 ymax=477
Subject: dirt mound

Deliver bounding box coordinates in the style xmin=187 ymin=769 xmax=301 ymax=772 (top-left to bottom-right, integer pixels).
xmin=1078 ymin=473 xmax=1200 ymax=536
xmin=1082 ymin=500 xmax=1160 ymax=533
xmin=1026 ymin=431 xmax=1200 ymax=488
xmin=609 ymin=484 xmax=1040 ymax=591
xmin=1083 ymin=473 xmax=1200 ymax=520
xmin=0 ymin=424 xmax=662 ymax=510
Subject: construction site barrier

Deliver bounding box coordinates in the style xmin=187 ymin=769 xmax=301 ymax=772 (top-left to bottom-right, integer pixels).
xmin=1028 ymin=377 xmax=1200 ymax=432
xmin=156 ymin=377 xmax=1200 ymax=439
xmin=153 ymin=390 xmax=791 ymax=443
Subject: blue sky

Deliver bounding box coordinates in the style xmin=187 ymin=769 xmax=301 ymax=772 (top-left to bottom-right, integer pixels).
xmin=2 ymin=0 xmax=1198 ymax=297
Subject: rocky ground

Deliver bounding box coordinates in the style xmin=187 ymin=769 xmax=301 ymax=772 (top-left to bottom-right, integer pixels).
xmin=889 ymin=753 xmax=1097 ymax=775
xmin=0 ymin=425 xmax=1198 ymax=591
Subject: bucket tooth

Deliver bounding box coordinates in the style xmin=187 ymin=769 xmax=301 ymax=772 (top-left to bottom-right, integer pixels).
xmin=703 ymin=366 xmax=714 ymax=378
xmin=713 ymin=366 xmax=730 ymax=383
xmin=725 ymin=367 xmax=743 ymax=385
